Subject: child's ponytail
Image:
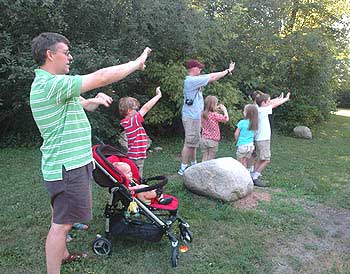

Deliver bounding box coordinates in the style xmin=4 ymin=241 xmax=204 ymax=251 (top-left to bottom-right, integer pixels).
xmin=202 ymin=95 xmax=218 ymax=120
xmin=245 ymin=104 xmax=258 ymax=131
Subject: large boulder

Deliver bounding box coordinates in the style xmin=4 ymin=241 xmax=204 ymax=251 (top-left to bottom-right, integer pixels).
xmin=293 ymin=126 xmax=312 ymax=139
xmin=183 ymin=157 xmax=254 ymax=202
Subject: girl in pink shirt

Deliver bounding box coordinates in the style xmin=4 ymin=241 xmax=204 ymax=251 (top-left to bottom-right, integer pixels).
xmin=200 ymin=95 xmax=229 ymax=161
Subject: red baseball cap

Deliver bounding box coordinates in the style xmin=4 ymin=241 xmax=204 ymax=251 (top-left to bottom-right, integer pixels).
xmin=186 ymin=59 xmax=205 ymax=69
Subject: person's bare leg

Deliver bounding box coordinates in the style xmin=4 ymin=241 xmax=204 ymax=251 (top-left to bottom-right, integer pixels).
xmin=191 ymin=147 xmax=197 ymax=163
xmin=46 ymin=223 xmax=72 ymax=274
xmin=202 ymin=150 xmax=208 ymax=162
xmin=239 ymin=157 xmax=247 ymax=168
xmin=207 ymin=149 xmax=216 ymax=161
xmin=181 ymin=146 xmax=195 ymax=165
xmin=246 ymin=154 xmax=255 ymax=170
xmin=254 ymin=159 xmax=270 ymax=174
xmin=49 ymin=206 xmax=70 ymax=265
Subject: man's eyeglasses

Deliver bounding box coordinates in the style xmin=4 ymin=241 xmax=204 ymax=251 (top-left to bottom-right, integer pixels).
xmin=49 ymin=49 xmax=71 ymax=56
xmin=60 ymin=50 xmax=71 ymax=56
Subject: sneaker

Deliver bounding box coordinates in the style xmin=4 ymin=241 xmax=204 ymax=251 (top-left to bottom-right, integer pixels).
xmin=253 ymin=178 xmax=267 ymax=187
xmin=66 ymin=233 xmax=74 ymax=243
xmin=177 ymin=167 xmax=187 ymax=176
xmin=158 ymin=197 xmax=173 ymax=205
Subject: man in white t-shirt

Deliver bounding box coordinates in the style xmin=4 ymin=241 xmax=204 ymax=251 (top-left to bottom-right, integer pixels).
xmin=251 ymin=92 xmax=291 ymax=187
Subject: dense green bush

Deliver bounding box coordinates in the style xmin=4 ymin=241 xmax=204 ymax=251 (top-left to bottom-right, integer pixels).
xmin=274 ymin=100 xmax=321 ymax=133
xmin=336 ymin=73 xmax=350 ymax=108
xmin=0 ymin=0 xmax=349 ymax=146
xmin=337 ymin=90 xmax=350 ymax=108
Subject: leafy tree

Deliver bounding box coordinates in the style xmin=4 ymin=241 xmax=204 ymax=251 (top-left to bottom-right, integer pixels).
xmin=0 ymin=0 xmax=349 ymax=146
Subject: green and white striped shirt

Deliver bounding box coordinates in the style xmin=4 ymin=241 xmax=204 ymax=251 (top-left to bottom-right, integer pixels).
xmin=30 ymin=69 xmax=92 ymax=181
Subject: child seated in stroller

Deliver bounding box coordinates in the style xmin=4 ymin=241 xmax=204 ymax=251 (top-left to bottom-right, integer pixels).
xmin=112 ymin=161 xmax=173 ymax=205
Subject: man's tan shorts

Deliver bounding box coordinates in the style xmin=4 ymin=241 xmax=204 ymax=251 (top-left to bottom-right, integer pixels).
xmin=255 ymin=140 xmax=271 ymax=160
xmin=236 ymin=144 xmax=255 ymax=159
xmin=200 ymin=138 xmax=219 ymax=154
xmin=182 ymin=117 xmax=201 ymax=148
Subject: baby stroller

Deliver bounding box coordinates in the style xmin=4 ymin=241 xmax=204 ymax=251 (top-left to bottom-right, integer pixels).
xmin=91 ymin=144 xmax=193 ymax=267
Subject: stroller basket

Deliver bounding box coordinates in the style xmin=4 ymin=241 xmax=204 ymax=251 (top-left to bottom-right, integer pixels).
xmin=110 ymin=214 xmax=163 ymax=242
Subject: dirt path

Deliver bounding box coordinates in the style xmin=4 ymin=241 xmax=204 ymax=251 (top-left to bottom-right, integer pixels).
xmin=271 ymin=200 xmax=350 ymax=274
xmin=334 ymin=108 xmax=350 ymax=117
xmin=236 ymin=191 xmax=350 ymax=273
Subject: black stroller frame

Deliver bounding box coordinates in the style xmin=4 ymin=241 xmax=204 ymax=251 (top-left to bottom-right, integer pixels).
xmin=91 ymin=144 xmax=193 ymax=267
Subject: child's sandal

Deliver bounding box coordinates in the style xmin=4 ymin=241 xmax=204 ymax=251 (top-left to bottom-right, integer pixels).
xmin=66 ymin=234 xmax=74 ymax=243
xmin=72 ymin=223 xmax=89 ymax=230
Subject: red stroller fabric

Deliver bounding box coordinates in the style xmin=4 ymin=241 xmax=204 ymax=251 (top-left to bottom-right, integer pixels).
xmin=92 ymin=145 xmax=178 ymax=210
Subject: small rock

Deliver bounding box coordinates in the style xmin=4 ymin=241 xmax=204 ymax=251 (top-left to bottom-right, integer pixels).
xmin=293 ymin=126 xmax=312 ymax=139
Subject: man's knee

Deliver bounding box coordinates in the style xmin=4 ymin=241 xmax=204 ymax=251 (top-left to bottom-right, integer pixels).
xmin=50 ymin=223 xmax=73 ymax=234
xmin=262 ymin=159 xmax=270 ymax=165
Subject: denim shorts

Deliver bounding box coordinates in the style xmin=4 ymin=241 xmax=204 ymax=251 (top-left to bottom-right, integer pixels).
xmin=45 ymin=163 xmax=93 ymax=224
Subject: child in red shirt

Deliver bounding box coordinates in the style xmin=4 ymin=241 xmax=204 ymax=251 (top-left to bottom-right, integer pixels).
xmin=119 ymin=87 xmax=162 ymax=177
xmin=200 ymin=95 xmax=229 ymax=161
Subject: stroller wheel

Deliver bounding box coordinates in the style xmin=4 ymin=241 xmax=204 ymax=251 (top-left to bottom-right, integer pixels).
xmin=181 ymin=229 xmax=193 ymax=243
xmin=170 ymin=246 xmax=179 ymax=267
xmin=180 ymin=227 xmax=193 ymax=243
xmin=92 ymin=236 xmax=112 ymax=256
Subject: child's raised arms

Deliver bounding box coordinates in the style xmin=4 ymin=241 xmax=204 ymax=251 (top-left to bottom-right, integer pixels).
xmin=269 ymin=92 xmax=291 ymax=109
xmin=139 ymin=86 xmax=162 ymax=117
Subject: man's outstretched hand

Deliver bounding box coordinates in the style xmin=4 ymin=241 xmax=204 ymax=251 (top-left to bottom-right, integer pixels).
xmin=155 ymin=86 xmax=162 ymax=98
xmin=136 ymin=47 xmax=152 ymax=70
xmin=96 ymin=92 xmax=113 ymax=107
xmin=228 ymin=61 xmax=235 ymax=73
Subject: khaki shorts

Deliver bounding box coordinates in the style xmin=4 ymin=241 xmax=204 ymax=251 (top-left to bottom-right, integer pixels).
xmin=182 ymin=117 xmax=201 ymax=148
xmin=255 ymin=140 xmax=271 ymax=160
xmin=200 ymin=138 xmax=219 ymax=154
xmin=236 ymin=144 xmax=255 ymax=159
xmin=45 ymin=163 xmax=93 ymax=225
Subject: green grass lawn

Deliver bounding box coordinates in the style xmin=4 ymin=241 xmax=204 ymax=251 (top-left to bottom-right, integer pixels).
xmin=1 ymin=114 xmax=350 ymax=274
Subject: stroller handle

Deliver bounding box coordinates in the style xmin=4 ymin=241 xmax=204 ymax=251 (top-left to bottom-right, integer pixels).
xmin=133 ymin=176 xmax=168 ymax=194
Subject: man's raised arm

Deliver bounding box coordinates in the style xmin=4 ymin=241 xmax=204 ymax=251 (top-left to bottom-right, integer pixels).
xmin=81 ymin=47 xmax=152 ymax=93
xmin=208 ymin=61 xmax=235 ymax=83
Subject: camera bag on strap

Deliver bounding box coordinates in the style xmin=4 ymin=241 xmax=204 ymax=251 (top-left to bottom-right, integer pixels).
xmin=185 ymin=90 xmax=199 ymax=106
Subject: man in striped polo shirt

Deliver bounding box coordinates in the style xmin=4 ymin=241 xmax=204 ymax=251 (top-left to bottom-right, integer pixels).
xmin=30 ymin=32 xmax=151 ymax=274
